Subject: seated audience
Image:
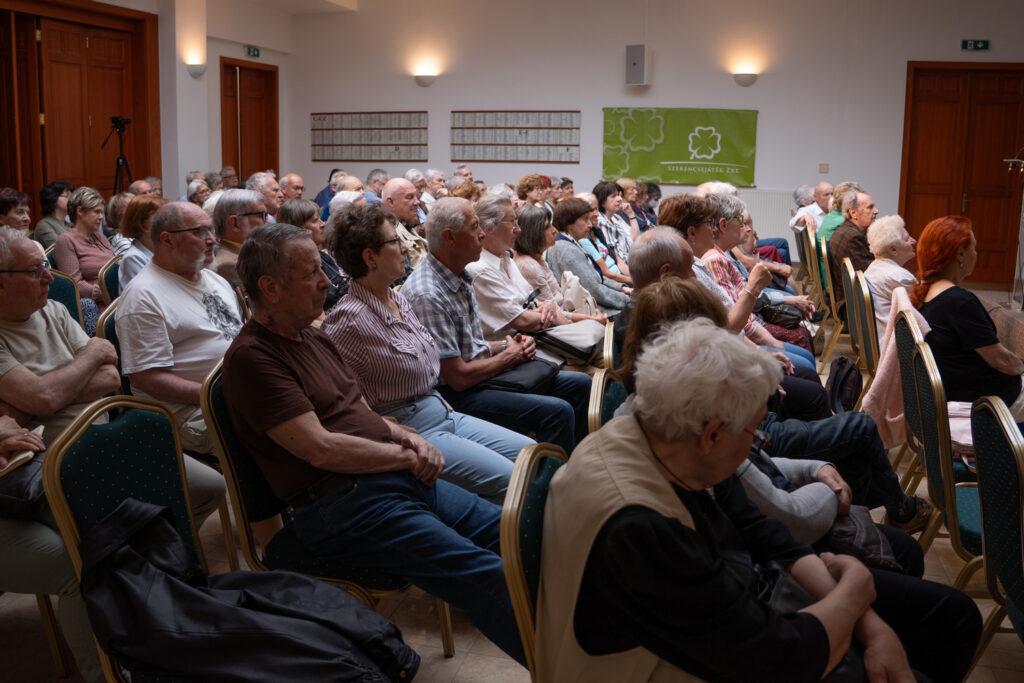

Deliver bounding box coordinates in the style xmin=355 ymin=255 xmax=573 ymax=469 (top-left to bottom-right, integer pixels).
xmin=222 ymin=223 xmax=525 ymax=664
xmin=323 ymin=205 xmax=532 ymax=503
xmin=127 ymin=178 xmax=153 ymax=196
xmin=817 ymin=181 xmax=864 ymax=290
xmin=513 ymin=204 xmax=608 ymax=324
xmin=118 ymin=194 xmax=167 ymax=290
xmin=913 ymin=215 xmax=1024 ymax=418
xmin=828 ymin=191 xmax=878 ymax=318
xmin=535 ymin=316 xmax=980 ymax=682
xmin=0 ymin=188 xmax=33 ymax=238
xmin=864 ymin=214 xmax=918 ymax=340
xmin=277 ymin=198 xmax=348 ymax=311
xmin=103 ymin=192 xmax=134 ymax=255
xmin=246 ymin=171 xmax=283 ymax=221
xmin=381 ymin=178 xmax=429 ymax=269
xmin=731 ymin=211 xmax=795 ymax=295
xmin=54 ymin=187 xmax=114 ymax=333
xmin=34 ymin=182 xmax=72 ymax=248
xmin=450 ymin=179 xmax=481 ymax=203
xmin=313 ymin=168 xmax=344 ymax=209
xmin=575 ymin=192 xmax=630 ymax=284
xmin=695 ymin=180 xmax=791 ymax=264
xmin=364 ymin=168 xmax=389 ymax=206
xmin=790 ymin=181 xmax=833 ymax=232
xmin=516 ymin=174 xmax=545 ymax=209
xmin=593 ymin=181 xmax=634 ymax=269
xmin=420 ymin=168 xmax=445 ymax=213
xmin=402 ymin=197 xmax=591 ymax=454
xmin=614 ymin=177 xmax=650 ymax=233
xmin=545 ymin=198 xmax=629 ymax=316
xmin=186 ymin=178 xmax=211 ymax=207
xmin=210 ymin=188 xmax=267 ymax=286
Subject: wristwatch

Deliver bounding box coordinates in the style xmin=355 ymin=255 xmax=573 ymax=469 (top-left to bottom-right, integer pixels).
xmin=500 ymin=340 xmax=508 ymax=352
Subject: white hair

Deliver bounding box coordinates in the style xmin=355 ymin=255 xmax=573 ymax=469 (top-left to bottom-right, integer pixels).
xmin=693 ymin=181 xmax=738 ymax=198
xmin=187 ymin=178 xmax=209 ymax=200
xmin=633 ymin=318 xmax=781 ymax=440
xmin=404 ymin=168 xmax=425 ymax=184
xmin=487 ymin=184 xmax=515 ymax=200
xmin=425 ymin=168 xmax=443 ymax=180
xmin=330 ymin=171 xmax=347 ymax=190
xmin=246 ymin=171 xmax=277 ymax=193
xmin=867 ymin=215 xmax=908 ymax=259
xmin=425 ymin=197 xmax=471 ymax=252
xmin=202 ymin=189 xmax=224 ymax=217
xmin=328 ymin=191 xmax=365 ymax=219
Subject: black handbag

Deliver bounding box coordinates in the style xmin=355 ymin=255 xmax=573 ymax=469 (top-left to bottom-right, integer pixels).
xmin=0 ymin=451 xmax=45 ymax=520
xmin=478 ymin=359 xmax=559 ymax=394
xmin=754 ymin=296 xmax=804 ymax=329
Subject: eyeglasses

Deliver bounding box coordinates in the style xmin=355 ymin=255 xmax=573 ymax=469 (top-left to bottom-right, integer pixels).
xmin=744 ymin=427 xmax=771 ymax=452
xmin=167 ymin=225 xmax=214 ymax=238
xmin=380 ymin=236 xmax=402 ymax=248
xmin=0 ymin=261 xmax=51 ymax=279
xmin=236 ymin=211 xmax=268 ymax=221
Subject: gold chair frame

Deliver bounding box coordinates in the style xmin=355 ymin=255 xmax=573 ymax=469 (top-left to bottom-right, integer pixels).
xmin=97 ymin=254 xmax=123 ymax=306
xmin=893 ymin=309 xmax=927 ymax=493
xmin=602 ymin=322 xmax=615 ymax=370
xmin=587 ymin=367 xmax=610 ymax=433
xmin=816 ymin=238 xmax=856 ymax=372
xmin=49 ymin=269 xmax=85 ymax=332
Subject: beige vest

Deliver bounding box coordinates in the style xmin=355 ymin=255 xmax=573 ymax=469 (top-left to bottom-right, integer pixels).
xmin=534 ymin=416 xmax=705 ymax=683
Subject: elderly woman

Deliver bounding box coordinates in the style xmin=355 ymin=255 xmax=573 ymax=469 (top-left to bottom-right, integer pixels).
xmin=0 ymin=188 xmax=32 ymax=235
xmin=536 ymin=316 xmax=980 ymax=683
xmin=575 ymin=192 xmax=631 ymax=284
xmin=593 ymin=181 xmax=635 ymax=265
xmin=54 ymin=187 xmax=114 ymax=331
xmin=277 ymin=198 xmax=348 ymax=311
xmin=322 ymin=205 xmax=532 ymax=503
xmin=34 ymin=182 xmax=72 ymax=248
xmin=516 ymin=174 xmax=545 ymax=208
xmin=614 ymin=177 xmax=650 ymax=233
xmin=103 ymin=192 xmax=134 ymax=255
xmin=186 ymin=178 xmax=211 ymax=207
xmin=544 ymin=198 xmax=630 ymax=317
xmin=118 ymin=194 xmax=167 ymax=289
xmin=913 ymin=215 xmax=1024 ymax=418
xmin=864 ymin=215 xmax=918 ymax=339
xmin=449 ymin=179 xmax=481 ymax=203
xmin=467 ymin=196 xmax=604 ymax=346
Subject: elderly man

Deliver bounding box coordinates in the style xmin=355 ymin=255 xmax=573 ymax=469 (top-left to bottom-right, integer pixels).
xmin=143 ymin=176 xmax=163 ymax=197
xmin=402 ymin=197 xmax=590 ymax=454
xmin=381 ymin=178 xmax=428 ymax=269
xmin=128 ymin=178 xmax=154 ymax=196
xmin=0 ymin=225 xmax=114 ymax=682
xmin=280 ymin=173 xmax=304 ymax=201
xmin=222 ymin=223 xmax=525 ymax=664
xmin=211 ymin=189 xmax=267 ymax=284
xmin=403 ymin=169 xmax=429 ymax=224
xmin=453 ymin=164 xmax=473 ymax=182
xmin=219 ymin=166 xmax=239 ymax=190
xmin=790 ymin=181 xmax=834 ymax=231
xmin=313 ymin=169 xmax=343 ymax=209
xmin=117 ymin=201 xmax=241 ymax=477
xmin=364 ymin=169 xmax=389 ymax=206
xmin=420 ymin=168 xmax=445 ymax=213
xmin=246 ymin=171 xmax=283 ymax=221
xmin=827 ymin=191 xmax=878 ymax=318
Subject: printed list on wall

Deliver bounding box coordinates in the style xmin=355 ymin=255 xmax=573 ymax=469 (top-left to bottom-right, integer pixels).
xmin=451 ymin=111 xmax=581 ymax=163
xmin=310 ymin=111 xmax=428 ymax=162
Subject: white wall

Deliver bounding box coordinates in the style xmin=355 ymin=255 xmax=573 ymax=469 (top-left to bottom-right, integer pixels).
xmin=280 ymin=0 xmax=1024 ymax=218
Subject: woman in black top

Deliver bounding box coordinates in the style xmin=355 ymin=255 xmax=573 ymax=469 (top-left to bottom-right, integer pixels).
xmin=912 ymin=216 xmax=1024 ymax=417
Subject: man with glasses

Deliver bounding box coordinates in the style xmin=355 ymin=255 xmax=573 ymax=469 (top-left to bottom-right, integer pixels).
xmin=219 ymin=166 xmax=239 ymax=190
xmin=211 ymin=189 xmax=267 ymax=285
xmin=116 ymin=202 xmax=241 ymax=482
xmin=279 ymin=173 xmax=305 ymax=201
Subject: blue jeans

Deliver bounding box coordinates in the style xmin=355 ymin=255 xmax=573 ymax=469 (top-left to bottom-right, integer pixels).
xmin=289 ymin=471 xmax=526 ymax=665
xmin=378 ymin=393 xmax=534 ymax=504
xmin=439 ymin=370 xmax=591 ymax=453
xmin=756 ymin=237 xmax=791 ymax=265
xmin=760 ymin=342 xmax=815 ymax=370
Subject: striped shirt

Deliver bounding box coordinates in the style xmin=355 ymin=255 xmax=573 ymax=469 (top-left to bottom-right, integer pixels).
xmin=691 ymin=255 xmax=756 ymax=334
xmin=322 ymin=281 xmax=440 ymax=408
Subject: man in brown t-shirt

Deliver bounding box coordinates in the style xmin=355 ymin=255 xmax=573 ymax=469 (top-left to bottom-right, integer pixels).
xmin=222 ymin=223 xmax=525 ymax=665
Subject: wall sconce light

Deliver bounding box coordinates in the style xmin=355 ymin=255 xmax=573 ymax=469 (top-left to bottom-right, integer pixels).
xmin=733 ymin=72 xmax=758 ymax=87
xmin=414 ymin=74 xmax=436 ymax=87
xmin=186 ymin=62 xmax=207 ymax=78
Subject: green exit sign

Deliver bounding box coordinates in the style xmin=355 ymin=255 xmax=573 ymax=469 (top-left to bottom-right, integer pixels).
xmin=961 ymin=39 xmax=990 ymax=51
xmin=245 ymin=45 xmax=260 ymax=58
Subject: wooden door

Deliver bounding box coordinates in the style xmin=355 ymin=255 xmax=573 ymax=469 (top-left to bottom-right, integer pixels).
xmin=220 ymin=57 xmax=278 ymax=181
xmin=900 ymin=63 xmax=1024 ymax=283
xmin=39 ymin=18 xmax=134 ymax=197
xmin=0 ymin=11 xmax=19 ymax=188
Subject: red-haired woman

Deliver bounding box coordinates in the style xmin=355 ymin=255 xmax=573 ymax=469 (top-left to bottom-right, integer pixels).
xmin=913 ymin=215 xmax=1024 ymax=417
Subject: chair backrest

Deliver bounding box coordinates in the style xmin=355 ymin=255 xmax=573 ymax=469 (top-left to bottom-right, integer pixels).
xmin=854 ymin=271 xmax=880 ymax=374
xmin=819 ymin=236 xmax=840 ymax=321
xmin=44 ymin=243 xmax=56 ymax=268
xmin=47 ymin=269 xmax=84 ymax=330
xmin=587 ymin=368 xmax=627 ymax=433
xmin=971 ymin=396 xmax=1024 ymax=620
xmin=840 ymin=257 xmax=860 ymax=343
xmin=602 ymin=323 xmax=616 ymax=370
xmin=500 ymin=443 xmax=567 ymax=678
xmin=201 ymin=361 xmax=288 ymax=572
xmin=793 ymin=226 xmax=809 ymax=278
xmin=95 ymin=298 xmax=131 ymax=395
xmin=232 ymin=284 xmax=252 ymax=323
xmin=42 ymin=396 xmax=206 ymax=576
xmin=894 ymin=309 xmax=925 ymax=445
xmin=804 ymin=226 xmax=821 ymax=286
xmin=98 ymin=255 xmax=122 ymax=306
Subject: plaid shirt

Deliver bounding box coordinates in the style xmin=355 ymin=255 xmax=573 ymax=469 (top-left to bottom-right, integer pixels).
xmin=402 ymin=254 xmax=491 ymax=366
xmin=827 ymin=220 xmax=873 ymax=315
xmin=703 ymin=245 xmax=747 ymax=302
xmin=692 ymin=255 xmax=756 ymax=334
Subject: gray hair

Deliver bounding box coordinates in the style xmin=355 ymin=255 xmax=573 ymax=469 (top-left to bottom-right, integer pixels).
xmin=329 ymin=170 xmax=347 ymax=190
xmin=444 ymin=176 xmax=462 ymax=192
xmin=425 ymin=168 xmax=443 ymax=181
xmin=328 ymin=191 xmax=364 ymax=218
xmin=185 ymin=170 xmax=204 ymax=184
xmin=0 ymin=225 xmax=28 ymax=270
xmin=829 ymin=181 xmax=864 ymax=212
xmin=574 ymin=191 xmax=597 ymax=208
xmin=246 ymin=171 xmax=277 ymax=193
xmin=219 ymin=166 xmax=235 ymax=177
xmin=454 ymin=164 xmax=471 ymax=175
xmin=705 ymin=193 xmax=746 ymax=221
xmin=793 ymin=184 xmax=814 ymax=207
xmin=867 ymin=215 xmax=908 ymax=258
xmin=693 ymin=181 xmax=738 ymax=198
xmin=236 ymin=223 xmax=312 ymax=306
xmin=841 ymin=191 xmax=865 ymax=218
xmin=633 ymin=318 xmax=781 ymax=440
xmin=404 ymin=168 xmax=425 ymax=184
xmin=202 ymin=189 xmax=224 ymax=217
xmin=629 ymin=227 xmax=692 ymax=290
xmin=212 ymin=189 xmax=264 ymax=236
xmin=149 ymin=201 xmax=188 ymax=244
xmin=487 ymin=183 xmax=515 ymax=200
xmin=474 ymin=195 xmax=511 ymax=233
xmin=187 ymin=178 xmax=209 ymax=201
xmin=425 ymin=197 xmax=472 ymax=252
xmin=144 ymin=175 xmax=161 ymax=186
xmin=205 ymin=171 xmax=222 ymax=187
xmin=366 ymin=168 xmax=389 ymax=185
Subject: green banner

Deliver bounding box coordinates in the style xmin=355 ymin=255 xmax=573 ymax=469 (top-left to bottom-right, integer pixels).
xmin=602 ymin=107 xmax=758 ymax=185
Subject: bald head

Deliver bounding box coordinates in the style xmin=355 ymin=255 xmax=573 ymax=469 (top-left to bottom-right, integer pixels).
xmin=382 ymin=178 xmax=421 ymax=224
xmin=628 ymin=227 xmax=695 ymax=290
xmin=280 ymin=173 xmax=304 ymax=200
xmin=341 ymin=175 xmax=364 ymax=192
xmin=813 ymin=182 xmax=834 ymax=213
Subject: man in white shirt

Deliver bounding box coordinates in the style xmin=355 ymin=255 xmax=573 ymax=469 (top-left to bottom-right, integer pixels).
xmin=789 ymin=181 xmax=834 ymax=231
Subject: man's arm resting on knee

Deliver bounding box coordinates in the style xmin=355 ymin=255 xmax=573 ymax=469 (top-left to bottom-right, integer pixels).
xmin=0 ymin=338 xmax=120 ymax=416
xmin=128 ymin=368 xmax=202 ymax=405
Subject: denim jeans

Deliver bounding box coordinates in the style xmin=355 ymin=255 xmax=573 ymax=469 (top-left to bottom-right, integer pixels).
xmin=756 ymin=237 xmax=791 ymax=265
xmin=378 ymin=393 xmax=534 ymax=504
xmin=760 ymin=411 xmax=910 ymax=515
xmin=289 ymin=471 xmax=526 ymax=665
xmin=760 ymin=342 xmax=815 ymax=371
xmin=439 ymin=370 xmax=591 ymax=454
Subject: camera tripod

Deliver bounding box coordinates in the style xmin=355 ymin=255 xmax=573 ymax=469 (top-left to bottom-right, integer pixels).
xmin=102 ymin=116 xmax=133 ymax=195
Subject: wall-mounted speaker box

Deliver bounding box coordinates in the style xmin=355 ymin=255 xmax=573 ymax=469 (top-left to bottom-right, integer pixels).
xmin=626 ymin=44 xmax=650 ymax=86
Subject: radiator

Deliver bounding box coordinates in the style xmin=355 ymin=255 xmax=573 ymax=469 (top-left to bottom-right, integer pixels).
xmin=737 ymin=188 xmax=797 ymax=260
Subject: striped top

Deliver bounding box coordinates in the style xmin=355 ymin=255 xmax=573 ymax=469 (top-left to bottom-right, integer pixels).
xmin=322 ymin=280 xmax=440 ymax=408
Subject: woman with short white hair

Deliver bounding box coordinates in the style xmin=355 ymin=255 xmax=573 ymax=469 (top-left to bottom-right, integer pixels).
xmin=864 ymin=214 xmax=918 ymax=339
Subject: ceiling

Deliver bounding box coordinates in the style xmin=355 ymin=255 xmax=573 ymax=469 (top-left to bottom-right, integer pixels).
xmin=241 ymin=0 xmax=357 ymax=15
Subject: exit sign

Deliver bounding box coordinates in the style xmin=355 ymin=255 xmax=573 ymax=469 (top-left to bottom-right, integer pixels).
xmin=245 ymin=45 xmax=260 ymax=58
xmin=961 ymin=39 xmax=990 ymax=51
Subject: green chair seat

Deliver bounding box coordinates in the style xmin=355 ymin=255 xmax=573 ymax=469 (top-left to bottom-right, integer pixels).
xmin=952 ymin=486 xmax=982 ymax=557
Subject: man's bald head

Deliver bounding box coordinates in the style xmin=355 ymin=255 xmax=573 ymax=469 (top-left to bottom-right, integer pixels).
xmin=382 ymin=178 xmax=420 ymax=224
xmin=813 ymin=182 xmax=834 ymax=213
xmin=628 ymin=227 xmax=695 ymax=290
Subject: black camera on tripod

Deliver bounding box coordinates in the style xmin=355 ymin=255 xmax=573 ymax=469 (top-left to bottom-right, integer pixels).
xmin=110 ymin=116 xmax=131 ymax=133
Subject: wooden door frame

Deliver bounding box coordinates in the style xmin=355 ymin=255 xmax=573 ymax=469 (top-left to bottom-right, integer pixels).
xmin=219 ymin=56 xmax=279 ymax=177
xmin=0 ymin=0 xmax=160 ymax=188
xmin=898 ymin=61 xmax=1024 ymax=216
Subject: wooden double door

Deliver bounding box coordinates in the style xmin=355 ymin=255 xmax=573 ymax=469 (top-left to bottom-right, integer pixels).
xmin=900 ymin=63 xmax=1024 ymax=284
xmin=220 ymin=57 xmax=279 ymax=181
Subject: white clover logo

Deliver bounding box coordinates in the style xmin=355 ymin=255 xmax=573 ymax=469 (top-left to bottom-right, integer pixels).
xmin=688 ymin=126 xmax=721 ymax=160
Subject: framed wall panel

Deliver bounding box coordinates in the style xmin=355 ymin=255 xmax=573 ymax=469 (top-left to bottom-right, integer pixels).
xmin=311 ymin=111 xmax=428 ymax=162
xmin=451 ymin=110 xmax=580 ymax=163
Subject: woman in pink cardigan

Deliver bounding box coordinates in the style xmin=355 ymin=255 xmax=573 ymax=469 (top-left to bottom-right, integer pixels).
xmin=54 ymin=186 xmax=114 ymax=334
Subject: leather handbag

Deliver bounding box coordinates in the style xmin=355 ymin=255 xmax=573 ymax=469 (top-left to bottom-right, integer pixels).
xmin=530 ymin=319 xmax=606 ymax=366
xmin=478 ymin=359 xmax=559 ymax=394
